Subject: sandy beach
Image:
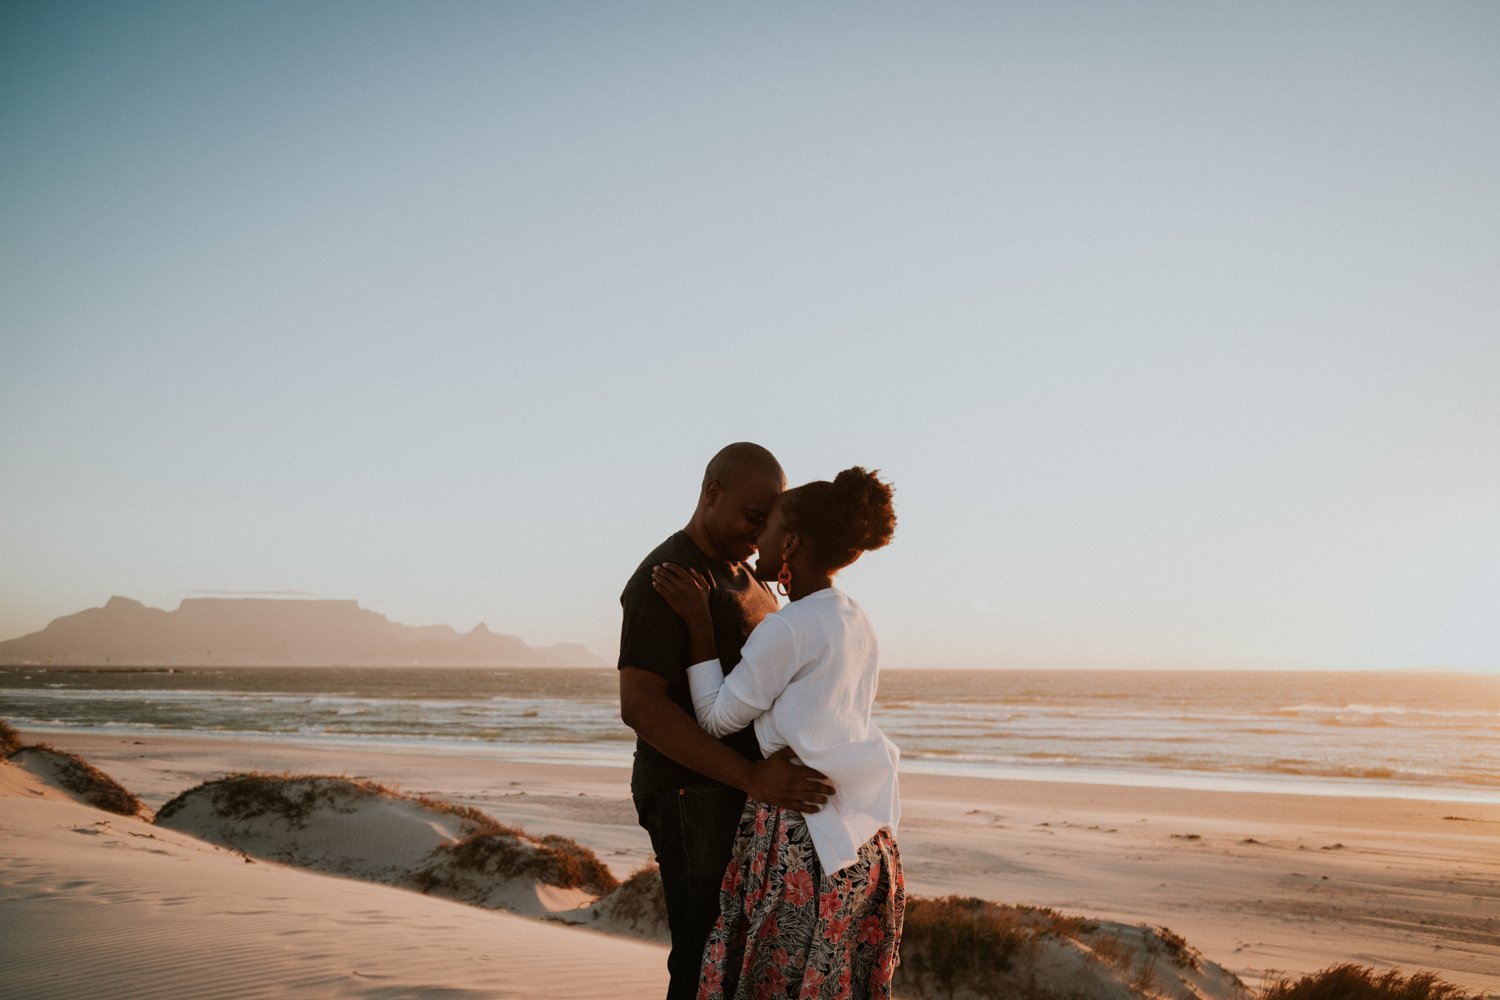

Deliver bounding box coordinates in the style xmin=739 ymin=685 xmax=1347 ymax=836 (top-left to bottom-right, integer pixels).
xmin=5 ymin=729 xmax=1498 ymax=999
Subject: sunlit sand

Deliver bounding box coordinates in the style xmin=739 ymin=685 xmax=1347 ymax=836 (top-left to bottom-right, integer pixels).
xmin=4 ymin=729 xmax=1495 ymax=998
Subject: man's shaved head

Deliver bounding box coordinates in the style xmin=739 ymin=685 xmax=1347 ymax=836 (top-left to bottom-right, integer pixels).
xmin=703 ymin=442 xmax=786 ymax=492
xmin=687 ymin=442 xmax=785 ymax=563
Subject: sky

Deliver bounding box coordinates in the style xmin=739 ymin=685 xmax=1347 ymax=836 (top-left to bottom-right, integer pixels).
xmin=1 ymin=1 xmax=1496 ymax=672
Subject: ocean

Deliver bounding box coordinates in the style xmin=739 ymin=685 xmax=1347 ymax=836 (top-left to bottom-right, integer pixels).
xmin=3 ymin=666 xmax=1496 ymax=803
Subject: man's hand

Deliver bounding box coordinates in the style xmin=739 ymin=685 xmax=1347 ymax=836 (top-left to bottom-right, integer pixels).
xmin=746 ymin=747 xmax=835 ymax=813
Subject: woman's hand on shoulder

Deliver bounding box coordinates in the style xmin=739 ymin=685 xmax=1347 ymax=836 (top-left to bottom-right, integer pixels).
xmin=651 ymin=563 xmax=712 ymax=629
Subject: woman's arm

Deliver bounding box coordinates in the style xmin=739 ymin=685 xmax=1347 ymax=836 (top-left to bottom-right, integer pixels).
xmin=684 ymin=656 xmax=762 ymax=737
xmin=651 ymin=563 xmax=801 ymax=737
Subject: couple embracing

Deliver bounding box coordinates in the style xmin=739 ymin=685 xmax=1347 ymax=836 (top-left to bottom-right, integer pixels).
xmin=619 ymin=442 xmax=904 ymax=1000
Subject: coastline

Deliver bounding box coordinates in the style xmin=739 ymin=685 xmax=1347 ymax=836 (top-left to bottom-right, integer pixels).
xmin=19 ymin=728 xmax=1500 ymax=996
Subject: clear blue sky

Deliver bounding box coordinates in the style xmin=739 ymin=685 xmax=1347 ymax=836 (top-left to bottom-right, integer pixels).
xmin=2 ymin=2 xmax=1496 ymax=670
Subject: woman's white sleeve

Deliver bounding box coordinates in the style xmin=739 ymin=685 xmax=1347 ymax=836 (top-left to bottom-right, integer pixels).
xmin=685 ymin=659 xmax=759 ymax=736
xmin=685 ymin=615 xmax=801 ymax=737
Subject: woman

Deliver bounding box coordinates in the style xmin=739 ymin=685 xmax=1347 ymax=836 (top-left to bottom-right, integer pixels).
xmin=651 ymin=466 xmax=903 ymax=1000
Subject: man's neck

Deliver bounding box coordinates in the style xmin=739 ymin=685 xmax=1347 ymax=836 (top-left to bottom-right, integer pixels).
xmin=682 ymin=518 xmax=727 ymax=564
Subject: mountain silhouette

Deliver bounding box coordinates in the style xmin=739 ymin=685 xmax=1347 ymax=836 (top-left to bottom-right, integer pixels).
xmin=0 ymin=596 xmax=602 ymax=668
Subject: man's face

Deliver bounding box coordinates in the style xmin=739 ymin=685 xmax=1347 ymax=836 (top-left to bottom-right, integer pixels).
xmin=704 ymin=472 xmax=782 ymax=564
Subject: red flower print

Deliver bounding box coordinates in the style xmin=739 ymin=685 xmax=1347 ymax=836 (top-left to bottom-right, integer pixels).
xmin=706 ymin=940 xmax=727 ymax=963
xmin=865 ymin=861 xmax=881 ymax=896
xmin=747 ymin=882 xmax=765 ymax=910
xmin=825 ymin=915 xmax=851 ymax=941
xmin=784 ymin=868 xmax=815 ymax=906
xmin=819 ymin=890 xmax=842 ymax=921
xmin=856 ymin=915 xmax=885 ymax=945
xmin=755 ymin=965 xmax=787 ymax=1000
xmin=798 ymin=966 xmax=826 ymax=998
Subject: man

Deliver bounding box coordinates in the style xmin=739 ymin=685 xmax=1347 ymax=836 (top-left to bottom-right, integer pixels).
xmin=620 ymin=442 xmax=834 ymax=1000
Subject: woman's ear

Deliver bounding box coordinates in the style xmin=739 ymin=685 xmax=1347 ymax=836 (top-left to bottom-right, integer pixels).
xmin=782 ymin=533 xmax=799 ymax=560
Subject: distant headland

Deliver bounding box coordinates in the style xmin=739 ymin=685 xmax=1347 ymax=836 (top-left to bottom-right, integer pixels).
xmin=0 ymin=596 xmax=602 ymax=668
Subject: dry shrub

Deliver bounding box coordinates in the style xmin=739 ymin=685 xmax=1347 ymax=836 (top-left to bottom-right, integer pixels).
xmin=1262 ymin=965 xmax=1479 ymax=1000
xmin=596 ymin=865 xmax=669 ymax=937
xmin=1154 ymin=925 xmax=1197 ymax=971
xmin=417 ymin=828 xmax=619 ymax=897
xmin=899 ymin=896 xmax=1033 ymax=999
xmin=0 ymin=719 xmax=20 ymax=757
xmin=1130 ymin=952 xmax=1159 ymax=994
xmin=411 ymin=792 xmax=507 ymax=832
xmin=1088 ymin=932 xmax=1131 ymax=972
xmin=156 ymin=772 xmax=400 ymax=828
xmin=11 ymin=744 xmax=146 ymax=817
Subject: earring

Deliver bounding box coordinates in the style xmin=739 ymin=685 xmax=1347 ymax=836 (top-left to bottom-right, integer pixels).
xmin=777 ymin=559 xmax=792 ymax=597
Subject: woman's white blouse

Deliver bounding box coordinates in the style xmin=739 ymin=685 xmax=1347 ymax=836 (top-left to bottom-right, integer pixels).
xmin=686 ymin=587 xmax=900 ymax=875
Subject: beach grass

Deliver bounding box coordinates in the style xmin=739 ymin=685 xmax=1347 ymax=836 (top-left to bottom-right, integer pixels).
xmin=1262 ymin=965 xmax=1483 ymax=1000
xmin=414 ymin=827 xmax=619 ymax=897
xmin=9 ymin=742 xmax=146 ymax=817
xmin=157 ymin=772 xmax=410 ymax=827
xmin=898 ymin=895 xmax=1087 ymax=996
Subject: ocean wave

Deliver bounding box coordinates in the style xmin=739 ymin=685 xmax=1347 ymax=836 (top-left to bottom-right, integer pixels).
xmin=1277 ymin=702 xmax=1500 ymax=720
xmin=10 ymin=665 xmax=1498 ymax=798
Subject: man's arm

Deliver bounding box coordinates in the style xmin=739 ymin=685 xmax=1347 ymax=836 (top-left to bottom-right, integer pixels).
xmin=619 ymin=666 xmax=833 ymax=812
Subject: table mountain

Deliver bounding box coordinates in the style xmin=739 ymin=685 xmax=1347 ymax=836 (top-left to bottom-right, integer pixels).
xmin=0 ymin=596 xmax=601 ymax=667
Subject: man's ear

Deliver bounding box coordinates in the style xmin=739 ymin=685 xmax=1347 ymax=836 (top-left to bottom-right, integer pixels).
xmin=783 ymin=533 xmax=799 ymax=560
xmin=702 ymin=480 xmax=721 ymax=508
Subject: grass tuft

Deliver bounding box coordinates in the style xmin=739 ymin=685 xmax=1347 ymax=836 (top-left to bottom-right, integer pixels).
xmin=0 ymin=719 xmax=20 ymax=757
xmin=1261 ymin=965 xmax=1480 ymax=1000
xmin=415 ymin=827 xmax=619 ymax=897
xmin=595 ymin=864 xmax=668 ymax=936
xmin=10 ymin=744 xmax=146 ymax=816
xmin=899 ymin=896 xmax=1095 ymax=998
xmin=1153 ymin=925 xmax=1197 ymax=970
xmin=156 ymin=772 xmax=398 ymax=828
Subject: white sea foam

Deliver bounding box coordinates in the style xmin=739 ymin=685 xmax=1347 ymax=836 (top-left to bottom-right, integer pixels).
xmin=4 ymin=666 xmax=1496 ymax=801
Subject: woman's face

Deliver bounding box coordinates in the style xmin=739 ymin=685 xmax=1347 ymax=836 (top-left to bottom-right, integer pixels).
xmin=752 ymin=499 xmax=792 ymax=583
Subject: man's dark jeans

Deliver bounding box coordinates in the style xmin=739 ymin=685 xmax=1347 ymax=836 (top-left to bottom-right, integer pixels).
xmin=634 ymin=783 xmax=748 ymax=1000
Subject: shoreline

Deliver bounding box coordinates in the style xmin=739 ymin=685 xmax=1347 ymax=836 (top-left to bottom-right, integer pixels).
xmin=25 ymin=727 xmax=1500 ymax=995
xmin=19 ymin=722 xmax=1500 ymax=806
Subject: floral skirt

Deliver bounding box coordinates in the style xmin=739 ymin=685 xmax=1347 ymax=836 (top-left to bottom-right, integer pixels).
xmin=698 ymin=800 xmax=904 ymax=1000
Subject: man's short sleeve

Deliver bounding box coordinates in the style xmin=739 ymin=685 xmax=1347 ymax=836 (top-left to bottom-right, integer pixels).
xmin=618 ymin=566 xmax=689 ymax=679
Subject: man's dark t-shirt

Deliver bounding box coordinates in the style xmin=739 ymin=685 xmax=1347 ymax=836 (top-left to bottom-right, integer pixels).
xmin=619 ymin=531 xmax=780 ymax=795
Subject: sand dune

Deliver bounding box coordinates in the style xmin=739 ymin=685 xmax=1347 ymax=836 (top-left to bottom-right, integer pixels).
xmin=7 ymin=730 xmax=1499 ymax=998
xmin=0 ymin=763 xmax=669 ymax=1000
xmin=155 ymin=773 xmax=614 ymax=918
xmin=7 ymin=743 xmax=151 ymax=819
